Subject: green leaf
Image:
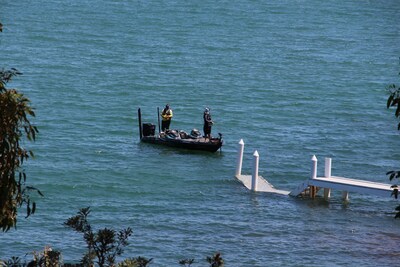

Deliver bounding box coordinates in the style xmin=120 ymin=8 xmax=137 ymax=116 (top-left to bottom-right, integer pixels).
xmin=32 ymin=202 xmax=36 ymax=214
xmin=37 ymin=189 xmax=44 ymax=197
xmin=26 ymin=200 xmax=31 ymax=218
xmin=395 ymin=105 xmax=400 ymax=117
xmin=387 ymin=94 xmax=394 ymax=108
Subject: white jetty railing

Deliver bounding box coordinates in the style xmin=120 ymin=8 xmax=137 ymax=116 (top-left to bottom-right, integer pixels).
xmin=234 ymin=139 xmax=290 ymax=195
xmin=234 ymin=139 xmax=394 ymax=201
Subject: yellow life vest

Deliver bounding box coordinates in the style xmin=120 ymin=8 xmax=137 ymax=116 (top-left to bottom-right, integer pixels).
xmin=161 ymin=109 xmax=173 ymax=121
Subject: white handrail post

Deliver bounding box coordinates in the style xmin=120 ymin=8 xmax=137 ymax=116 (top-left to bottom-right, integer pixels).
xmin=236 ymin=139 xmax=245 ymax=177
xmin=251 ymin=150 xmax=259 ymax=191
xmin=311 ymin=155 xmax=318 ymax=179
xmin=323 ymin=158 xmax=332 ymax=200
xmin=324 ymin=158 xmax=332 ymax=178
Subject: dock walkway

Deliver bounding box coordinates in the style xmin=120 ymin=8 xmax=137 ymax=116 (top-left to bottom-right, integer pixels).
xmin=306 ymin=175 xmax=393 ymax=198
xmin=234 ymin=139 xmax=394 ymax=201
xmin=235 ymin=174 xmax=290 ymax=195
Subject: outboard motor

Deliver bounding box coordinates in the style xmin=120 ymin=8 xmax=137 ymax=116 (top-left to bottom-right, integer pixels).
xmin=142 ymin=123 xmax=155 ymax=137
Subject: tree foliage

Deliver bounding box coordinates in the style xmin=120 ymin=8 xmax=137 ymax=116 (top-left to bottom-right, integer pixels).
xmin=64 ymin=207 xmax=133 ymax=267
xmin=387 ymin=82 xmax=400 ymax=130
xmin=2 ymin=207 xmax=225 ymax=266
xmin=118 ymin=257 xmax=153 ymax=267
xmin=0 ymin=246 xmax=61 ymax=267
xmin=0 ymin=68 xmax=41 ymax=231
xmin=386 ymin=68 xmax=400 ymax=218
xmin=206 ymin=253 xmax=224 ymax=267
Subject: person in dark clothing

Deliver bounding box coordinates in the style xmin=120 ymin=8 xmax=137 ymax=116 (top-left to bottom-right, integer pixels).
xmin=203 ymin=107 xmax=213 ymax=139
xmin=161 ymin=104 xmax=173 ymax=131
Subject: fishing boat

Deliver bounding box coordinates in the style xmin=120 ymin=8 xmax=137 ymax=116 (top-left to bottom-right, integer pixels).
xmin=138 ymin=108 xmax=223 ymax=152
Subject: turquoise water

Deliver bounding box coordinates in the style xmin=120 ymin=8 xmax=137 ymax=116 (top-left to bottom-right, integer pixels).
xmin=1 ymin=0 xmax=400 ymax=266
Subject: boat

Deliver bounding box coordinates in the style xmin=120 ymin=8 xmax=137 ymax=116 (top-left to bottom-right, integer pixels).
xmin=138 ymin=108 xmax=223 ymax=152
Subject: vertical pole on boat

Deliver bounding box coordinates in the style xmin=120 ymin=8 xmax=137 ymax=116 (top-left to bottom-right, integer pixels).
xmin=236 ymin=139 xmax=245 ymax=177
xmin=157 ymin=107 xmax=161 ymax=133
xmin=251 ymin=150 xmax=259 ymax=191
xmin=324 ymin=158 xmax=332 ymax=200
xmin=138 ymin=108 xmax=143 ymax=139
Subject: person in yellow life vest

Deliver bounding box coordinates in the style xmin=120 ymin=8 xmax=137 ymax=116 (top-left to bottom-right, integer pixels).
xmin=161 ymin=104 xmax=173 ymax=131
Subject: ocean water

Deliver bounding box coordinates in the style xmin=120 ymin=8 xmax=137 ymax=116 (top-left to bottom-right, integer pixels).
xmin=1 ymin=0 xmax=400 ymax=266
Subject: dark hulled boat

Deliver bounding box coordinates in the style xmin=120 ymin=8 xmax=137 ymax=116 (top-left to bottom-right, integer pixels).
xmin=138 ymin=108 xmax=223 ymax=152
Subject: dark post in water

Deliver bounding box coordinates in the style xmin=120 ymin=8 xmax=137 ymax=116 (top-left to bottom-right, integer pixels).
xmin=138 ymin=108 xmax=142 ymax=139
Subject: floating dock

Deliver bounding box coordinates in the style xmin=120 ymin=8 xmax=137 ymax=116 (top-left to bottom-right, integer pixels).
xmin=234 ymin=139 xmax=394 ymax=201
xmin=235 ymin=173 xmax=290 ymax=195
